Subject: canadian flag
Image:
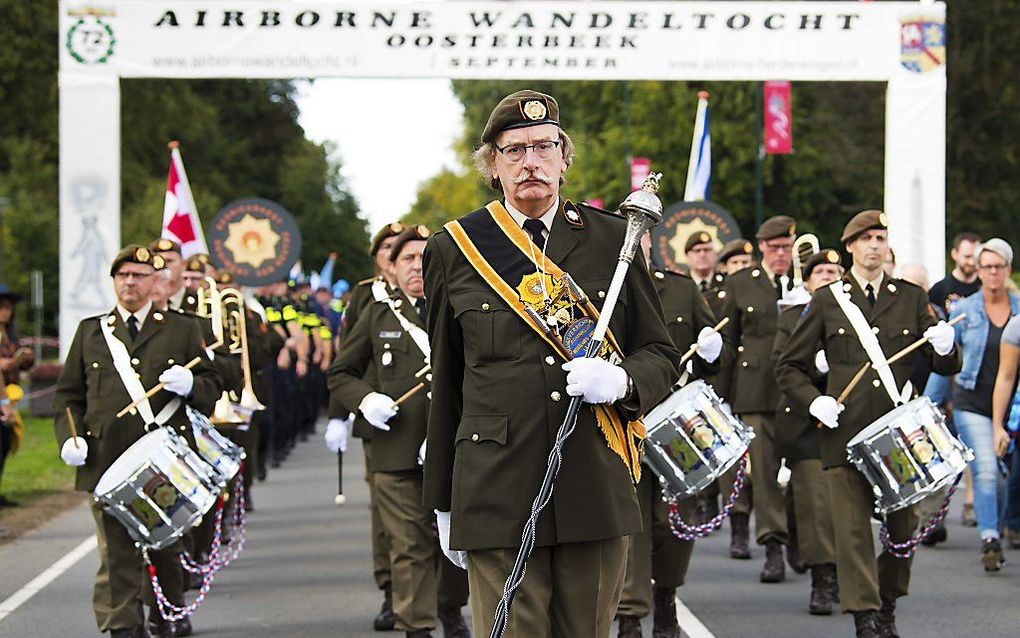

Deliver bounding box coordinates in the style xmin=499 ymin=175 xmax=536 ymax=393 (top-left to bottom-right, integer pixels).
xmin=162 ymin=141 xmax=209 ymax=258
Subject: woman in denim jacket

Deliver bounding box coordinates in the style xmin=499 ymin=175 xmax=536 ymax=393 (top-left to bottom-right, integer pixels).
xmin=928 ymin=239 xmax=1018 ymax=571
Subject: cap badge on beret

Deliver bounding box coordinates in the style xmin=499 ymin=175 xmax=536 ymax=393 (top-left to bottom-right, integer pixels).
xmin=699 ymin=232 xmax=709 ymax=243
xmin=390 ymin=222 xmax=405 ymax=233
xmin=418 ymin=226 xmax=431 ymax=238
xmin=878 ymin=212 xmax=888 ymax=227
xmin=743 ymin=242 xmax=753 ymax=253
xmin=156 ymin=239 xmax=174 ymax=251
xmin=827 ymin=250 xmax=840 ymax=263
xmin=135 ymin=247 xmax=150 ymax=262
xmin=152 ymin=255 xmax=166 ymax=270
xmin=789 ymin=224 xmax=797 ymax=235
xmin=523 ymin=100 xmax=547 ymax=121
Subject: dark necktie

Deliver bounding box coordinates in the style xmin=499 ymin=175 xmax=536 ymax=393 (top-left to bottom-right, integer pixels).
xmin=127 ymin=315 xmax=139 ymax=341
xmin=523 ymin=219 xmax=547 ymax=252
xmin=699 ymin=280 xmax=709 ymax=293
xmin=865 ymin=283 xmax=876 ymax=307
xmin=773 ymin=274 xmax=784 ymax=299
xmin=414 ymin=298 xmax=427 ymax=322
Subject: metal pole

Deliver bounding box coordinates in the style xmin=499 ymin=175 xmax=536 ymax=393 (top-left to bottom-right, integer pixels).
xmin=32 ymin=270 xmax=43 ymax=364
xmin=754 ymin=83 xmax=765 ymax=230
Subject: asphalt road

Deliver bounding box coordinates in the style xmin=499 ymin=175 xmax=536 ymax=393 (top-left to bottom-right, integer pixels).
xmin=2 ymin=429 xmax=1018 ymax=637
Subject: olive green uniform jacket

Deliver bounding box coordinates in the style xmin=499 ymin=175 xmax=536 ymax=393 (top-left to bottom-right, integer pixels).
xmin=649 ymin=267 xmax=724 ymax=386
xmin=776 ymin=275 xmax=961 ymax=468
xmin=54 ymin=308 xmax=221 ymax=491
xmin=423 ymin=202 xmax=681 ymax=551
xmin=772 ymin=303 xmax=825 ymax=462
xmin=331 ymin=291 xmax=429 ymax=473
xmin=720 ymin=267 xmax=784 ymax=414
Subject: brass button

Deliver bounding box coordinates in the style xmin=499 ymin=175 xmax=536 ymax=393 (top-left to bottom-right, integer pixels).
xmin=471 ymin=433 xmax=479 ymax=442
xmin=86 ymin=430 xmax=92 ymax=436
xmin=384 ymin=343 xmax=391 ymax=350
xmin=135 ymin=373 xmax=141 ymax=379
xmin=545 ymin=356 xmax=555 ymax=365
xmin=737 ymin=345 xmax=745 ymax=353
xmin=717 ymin=290 xmax=727 ymax=299
xmin=676 ymin=316 xmax=684 ymax=323
xmin=902 ymin=329 xmax=910 ymax=335
xmin=550 ymin=391 xmax=562 ymax=402
xmin=426 ymin=373 xmax=433 ymax=382
xmin=598 ymin=291 xmax=606 ymax=299
xmin=747 ymin=306 xmax=754 ymax=313
xmin=751 ymin=269 xmax=761 ymax=277
xmin=872 ymin=379 xmax=881 ymax=388
xmin=838 ymin=328 xmax=846 ymax=335
xmin=180 ymin=426 xmax=186 ymax=432
xmin=168 ymin=358 xmax=175 ymax=364
xmin=654 ymin=271 xmax=665 ymax=280
xmin=872 ymin=327 xmax=880 ymax=334
xmin=741 ymin=361 xmax=748 ymax=367
xmin=784 ymin=407 xmax=791 ymax=413
xmin=481 ymin=303 xmax=490 ymax=311
xmin=131 ymin=357 xmax=140 ymax=365
xmin=92 ymin=362 xmax=99 ymax=368
xmin=426 ymin=391 xmax=432 ymax=400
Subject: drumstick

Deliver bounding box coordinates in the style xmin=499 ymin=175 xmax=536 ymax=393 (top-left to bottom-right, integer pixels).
xmin=677 ymin=317 xmax=730 ymax=368
xmin=837 ymin=363 xmax=872 ymax=405
xmin=65 ymin=407 xmax=80 ymax=448
xmin=391 ymin=382 xmax=425 ymax=408
xmin=116 ymin=355 xmax=204 ymax=418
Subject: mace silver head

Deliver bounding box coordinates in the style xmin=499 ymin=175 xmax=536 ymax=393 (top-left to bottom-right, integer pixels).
xmin=616 ymin=172 xmax=664 ymax=263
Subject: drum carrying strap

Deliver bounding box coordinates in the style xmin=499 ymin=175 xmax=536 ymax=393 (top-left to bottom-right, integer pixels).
xmin=828 ymin=281 xmax=901 ymax=405
xmin=99 ymin=317 xmax=180 ymax=427
xmin=373 ymin=280 xmax=430 ymax=362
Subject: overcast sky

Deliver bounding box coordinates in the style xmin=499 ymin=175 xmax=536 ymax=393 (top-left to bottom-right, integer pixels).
xmin=296 ymin=78 xmax=465 ymax=235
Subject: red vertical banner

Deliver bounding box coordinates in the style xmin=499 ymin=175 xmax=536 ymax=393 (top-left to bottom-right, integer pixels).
xmin=630 ymin=157 xmax=651 ymax=191
xmin=585 ymin=198 xmax=604 ymax=209
xmin=763 ymin=81 xmax=793 ymax=155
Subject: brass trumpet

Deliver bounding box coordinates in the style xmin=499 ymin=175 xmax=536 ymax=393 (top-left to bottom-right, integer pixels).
xmin=220 ymin=288 xmax=267 ymax=417
xmin=791 ymin=233 xmax=821 ymax=286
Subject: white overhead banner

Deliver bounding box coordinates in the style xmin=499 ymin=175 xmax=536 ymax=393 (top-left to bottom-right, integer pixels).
xmin=58 ymin=0 xmax=946 ymax=354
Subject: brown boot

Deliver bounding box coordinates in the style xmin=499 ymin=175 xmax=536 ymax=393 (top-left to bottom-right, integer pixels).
xmin=652 ymin=585 xmax=680 ymax=638
xmin=808 ymin=564 xmax=833 ymax=615
xmin=438 ymin=605 xmax=470 ymax=638
xmin=853 ymin=611 xmax=881 ymax=638
xmin=759 ymin=539 xmax=785 ymax=583
xmin=876 ymin=597 xmax=900 ymax=638
xmin=616 ymin=614 xmax=642 ymax=638
xmin=374 ymin=584 xmax=396 ymax=631
xmin=729 ymin=513 xmax=751 ymax=559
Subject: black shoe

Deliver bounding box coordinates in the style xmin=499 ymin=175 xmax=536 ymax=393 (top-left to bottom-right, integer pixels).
xmin=920 ymin=524 xmax=947 ymax=547
xmin=616 ymin=614 xmax=642 ymax=638
xmin=0 ymin=495 xmax=20 ymax=507
xmin=374 ymin=586 xmax=397 ymax=631
xmin=652 ymin=585 xmax=679 ymax=638
xmin=438 ymin=605 xmax=470 ymax=638
xmin=853 ymin=611 xmax=881 ymax=638
xmin=876 ymin=597 xmax=900 ymax=638
xmin=981 ymin=537 xmax=1005 ymax=572
xmin=786 ymin=541 xmax=807 ymax=574
xmin=405 ymin=631 xmax=433 ymax=638
xmin=173 ymin=617 xmax=193 ymax=637
xmin=148 ymin=607 xmax=171 ymax=638
xmin=729 ymin=513 xmax=751 ymax=560
xmin=110 ymin=627 xmax=146 ymax=638
xmin=759 ymin=539 xmax=785 ymax=583
xmin=808 ymin=564 xmax=834 ymax=616
xmin=256 ymin=464 xmax=268 ymax=481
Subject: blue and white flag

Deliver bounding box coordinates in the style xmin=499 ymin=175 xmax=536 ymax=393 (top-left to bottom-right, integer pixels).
xmin=319 ymin=253 xmax=337 ymax=290
xmin=683 ymin=91 xmax=711 ymax=202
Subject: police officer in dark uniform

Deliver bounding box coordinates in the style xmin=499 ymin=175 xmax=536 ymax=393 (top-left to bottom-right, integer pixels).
xmin=777 ymin=210 xmax=961 ymax=637
xmin=424 ymin=89 xmax=680 ymax=637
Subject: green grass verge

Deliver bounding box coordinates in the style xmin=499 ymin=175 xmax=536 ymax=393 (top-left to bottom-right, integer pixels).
xmin=2 ymin=413 xmax=74 ymax=504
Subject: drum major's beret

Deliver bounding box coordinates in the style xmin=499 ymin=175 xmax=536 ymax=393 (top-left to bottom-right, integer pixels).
xmin=481 ymin=90 xmax=560 ymax=144
xmin=803 ymin=248 xmax=843 ymax=279
xmin=184 ymin=255 xmax=207 ymax=272
xmin=718 ymin=238 xmax=754 ymax=263
xmin=388 ymin=225 xmax=432 ymax=263
xmin=755 ymin=215 xmax=797 ymax=241
xmin=109 ymin=244 xmax=164 ymax=276
xmin=149 ymin=238 xmax=182 ymax=254
xmin=370 ymin=222 xmax=407 ymax=256
xmin=684 ymin=232 xmax=714 ymax=253
xmin=840 ymin=209 xmax=888 ymax=243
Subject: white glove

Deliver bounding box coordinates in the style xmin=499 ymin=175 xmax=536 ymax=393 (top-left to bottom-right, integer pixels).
xmin=324 ymin=415 xmax=352 ymax=453
xmin=561 ymin=358 xmax=628 ymax=404
xmin=924 ymin=320 xmax=955 ymax=356
xmin=417 ymin=440 xmax=427 ymax=466
xmin=60 ymin=437 xmax=88 ymax=466
xmin=696 ymin=327 xmax=723 ymax=364
xmin=435 ymin=510 xmax=468 ymax=570
xmin=159 ymin=365 xmax=194 ymax=397
xmin=815 ymin=350 xmax=830 ymax=374
xmin=358 ymin=392 xmax=397 ymax=431
xmin=809 ymin=395 xmax=844 ymax=429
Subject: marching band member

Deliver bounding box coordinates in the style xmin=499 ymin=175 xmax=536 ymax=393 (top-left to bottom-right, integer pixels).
xmin=720 ymin=216 xmax=799 ymax=581
xmin=53 ymin=245 xmax=220 ymax=638
xmin=777 ymin=210 xmax=961 ymax=637
xmin=423 ymin=89 xmax=680 ymax=637
xmin=615 ymin=232 xmax=725 ymax=638
xmin=773 ymin=248 xmax=844 ymax=615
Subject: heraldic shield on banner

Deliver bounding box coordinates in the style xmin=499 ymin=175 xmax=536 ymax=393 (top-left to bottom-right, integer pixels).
xmin=651 ymin=200 xmax=741 ymax=272
xmin=208 ymin=197 xmax=302 ymax=286
xmin=900 ymin=15 xmax=946 ymax=74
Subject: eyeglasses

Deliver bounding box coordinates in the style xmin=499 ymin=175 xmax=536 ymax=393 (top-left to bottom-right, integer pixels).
xmin=979 ymin=263 xmax=1009 ymax=272
xmin=496 ymin=140 xmax=562 ymax=162
xmin=763 ymin=241 xmax=793 ymax=253
xmin=114 ymin=271 xmax=152 ymax=281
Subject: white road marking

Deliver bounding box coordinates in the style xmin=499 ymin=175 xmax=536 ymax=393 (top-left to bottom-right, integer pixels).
xmin=677 ymin=594 xmax=717 ymax=638
xmin=0 ymin=535 xmax=97 ymax=622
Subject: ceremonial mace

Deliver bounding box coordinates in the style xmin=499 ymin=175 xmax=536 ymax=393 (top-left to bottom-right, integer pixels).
xmin=489 ymin=174 xmax=665 ymax=638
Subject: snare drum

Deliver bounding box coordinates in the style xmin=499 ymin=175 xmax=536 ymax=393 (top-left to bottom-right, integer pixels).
xmin=643 ymin=380 xmax=755 ymax=499
xmin=94 ymin=427 xmax=220 ymax=549
xmin=847 ymin=397 xmax=973 ymax=515
xmin=186 ymin=406 xmax=245 ymax=485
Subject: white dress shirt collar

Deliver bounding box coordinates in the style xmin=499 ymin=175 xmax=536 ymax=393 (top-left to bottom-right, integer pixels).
xmin=850 ymin=267 xmax=884 ymax=297
xmin=504 ymin=198 xmax=559 ymax=237
xmin=116 ymin=301 xmax=152 ymax=330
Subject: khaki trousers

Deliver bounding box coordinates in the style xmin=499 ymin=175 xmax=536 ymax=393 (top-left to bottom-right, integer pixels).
xmin=468 ymin=537 xmax=628 ymax=638
xmin=790 ymin=460 xmax=836 ymax=566
xmin=90 ymin=502 xmax=184 ymax=632
xmin=363 ymin=440 xmax=392 ymax=590
xmin=618 ymin=470 xmax=696 ymax=618
xmin=375 ymin=470 xmax=437 ymax=632
xmin=825 ymin=466 xmax=919 ymax=612
xmin=742 ymin=413 xmax=788 ymax=544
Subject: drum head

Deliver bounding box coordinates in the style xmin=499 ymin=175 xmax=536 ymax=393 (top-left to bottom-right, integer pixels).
xmin=846 ymin=397 xmax=932 ymax=448
xmin=645 ymin=379 xmax=709 ymax=426
xmin=95 ymin=429 xmax=172 ymax=495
